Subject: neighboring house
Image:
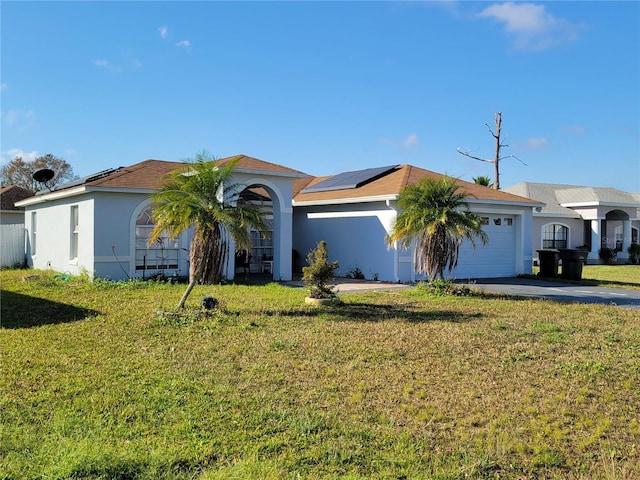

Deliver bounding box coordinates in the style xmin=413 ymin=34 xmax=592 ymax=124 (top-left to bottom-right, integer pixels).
xmin=1 ymin=185 xmax=34 ymax=267
xmin=503 ymin=182 xmax=640 ymax=264
xmin=16 ymin=155 xmax=541 ymax=282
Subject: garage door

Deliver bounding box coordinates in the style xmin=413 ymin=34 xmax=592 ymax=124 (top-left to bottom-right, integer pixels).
xmin=448 ymin=214 xmax=517 ymax=279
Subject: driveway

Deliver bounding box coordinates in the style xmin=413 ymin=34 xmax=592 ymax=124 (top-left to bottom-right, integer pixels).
xmin=285 ymin=277 xmax=640 ymax=309
xmin=461 ymin=277 xmax=640 ymax=309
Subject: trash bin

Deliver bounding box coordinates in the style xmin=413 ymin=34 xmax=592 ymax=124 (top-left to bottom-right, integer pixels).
xmin=559 ymin=249 xmax=588 ymax=280
xmin=537 ymin=249 xmax=560 ymax=278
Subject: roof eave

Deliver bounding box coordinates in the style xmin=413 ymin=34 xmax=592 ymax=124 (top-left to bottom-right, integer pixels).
xmin=560 ymin=201 xmax=640 ymax=208
xmin=466 ymin=198 xmax=544 ymax=208
xmin=15 ymin=186 xmax=88 ymax=206
xmin=293 ymin=194 xmax=399 ymax=207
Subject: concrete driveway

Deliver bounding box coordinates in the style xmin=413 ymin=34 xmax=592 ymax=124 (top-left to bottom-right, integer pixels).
xmin=286 ymin=276 xmax=640 ymax=309
xmin=461 ymin=277 xmax=640 ymax=309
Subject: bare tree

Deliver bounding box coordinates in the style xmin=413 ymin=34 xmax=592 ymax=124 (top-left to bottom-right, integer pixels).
xmin=457 ymin=112 xmax=526 ymax=190
xmin=0 ymin=154 xmax=75 ymax=190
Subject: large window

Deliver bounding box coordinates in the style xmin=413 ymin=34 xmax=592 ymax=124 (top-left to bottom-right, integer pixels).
xmin=135 ymin=206 xmax=180 ymax=274
xmin=542 ymin=224 xmax=568 ymax=249
xmin=70 ymin=206 xmax=79 ymax=260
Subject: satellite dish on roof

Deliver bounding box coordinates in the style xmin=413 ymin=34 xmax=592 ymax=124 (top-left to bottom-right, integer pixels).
xmin=33 ymin=168 xmax=55 ymax=192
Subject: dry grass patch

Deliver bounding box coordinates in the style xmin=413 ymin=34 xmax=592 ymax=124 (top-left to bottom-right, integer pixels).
xmin=1 ymin=269 xmax=639 ymax=479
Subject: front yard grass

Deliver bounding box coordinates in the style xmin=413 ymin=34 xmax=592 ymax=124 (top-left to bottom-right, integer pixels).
xmin=581 ymin=264 xmax=640 ymax=290
xmin=1 ymin=269 xmax=639 ymax=479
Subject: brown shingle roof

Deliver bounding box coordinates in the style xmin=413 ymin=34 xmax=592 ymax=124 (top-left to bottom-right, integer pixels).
xmin=76 ymin=155 xmax=306 ymax=191
xmin=293 ymin=165 xmax=540 ymax=205
xmin=0 ymin=185 xmax=35 ymax=210
xmin=218 ymin=154 xmax=307 ymax=176
xmin=84 ymin=160 xmax=179 ymax=190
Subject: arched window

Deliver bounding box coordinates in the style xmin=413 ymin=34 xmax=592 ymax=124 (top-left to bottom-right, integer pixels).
xmin=135 ymin=206 xmax=180 ymax=274
xmin=542 ymin=224 xmax=568 ymax=249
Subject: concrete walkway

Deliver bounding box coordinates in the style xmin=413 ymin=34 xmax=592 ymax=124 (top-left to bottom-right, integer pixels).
xmin=283 ymin=277 xmax=411 ymax=293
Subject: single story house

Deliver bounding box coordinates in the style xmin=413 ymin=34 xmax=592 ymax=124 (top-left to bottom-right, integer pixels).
xmin=16 ymin=155 xmax=541 ymax=282
xmin=503 ymin=182 xmax=640 ymax=264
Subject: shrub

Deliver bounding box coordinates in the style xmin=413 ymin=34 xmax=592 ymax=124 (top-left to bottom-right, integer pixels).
xmin=628 ymin=243 xmax=640 ymax=264
xmin=302 ymin=241 xmax=339 ymax=299
xmin=598 ymin=247 xmax=616 ymax=265
xmin=345 ymin=266 xmax=365 ymax=279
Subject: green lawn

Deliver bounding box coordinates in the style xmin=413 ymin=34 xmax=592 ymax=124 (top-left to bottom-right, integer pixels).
xmin=530 ymin=264 xmax=640 ymax=291
xmin=581 ymin=265 xmax=640 ymax=290
xmin=1 ymin=269 xmax=639 ymax=479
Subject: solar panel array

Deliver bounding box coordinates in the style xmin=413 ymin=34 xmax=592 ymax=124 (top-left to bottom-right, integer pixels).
xmin=41 ymin=168 xmax=120 ymax=194
xmin=301 ymin=165 xmax=398 ymax=194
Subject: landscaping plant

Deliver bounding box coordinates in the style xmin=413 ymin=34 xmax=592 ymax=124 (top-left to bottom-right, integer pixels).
xmin=301 ymin=240 xmax=339 ymax=299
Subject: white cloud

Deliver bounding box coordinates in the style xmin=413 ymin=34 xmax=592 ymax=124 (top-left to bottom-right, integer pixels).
xmin=176 ymin=40 xmax=191 ymax=49
xmin=1 ymin=148 xmax=38 ymax=163
xmin=380 ymin=133 xmax=419 ymax=150
xmin=514 ymin=136 xmax=548 ymax=150
xmin=1 ymin=109 xmax=35 ymax=127
xmin=158 ymin=25 xmax=168 ymax=39
xmin=402 ymin=133 xmax=419 ymax=149
xmin=560 ymin=124 xmax=586 ymax=136
xmin=92 ymin=59 xmax=122 ymax=73
xmin=478 ymin=2 xmax=582 ymax=51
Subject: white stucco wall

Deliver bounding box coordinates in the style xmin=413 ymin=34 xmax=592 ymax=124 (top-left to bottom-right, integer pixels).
xmin=293 ymin=201 xmax=399 ymax=282
xmin=24 ymin=195 xmax=95 ymax=277
xmin=531 ymin=216 xmax=585 ymax=260
xmin=294 ymin=200 xmax=536 ymax=283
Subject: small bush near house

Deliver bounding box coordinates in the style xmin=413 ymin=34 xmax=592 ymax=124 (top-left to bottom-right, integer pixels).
xmin=598 ymin=247 xmax=616 ymax=265
xmin=627 ymin=243 xmax=640 ymax=264
xmin=302 ymin=240 xmax=339 ymax=299
xmin=345 ymin=266 xmax=365 ymax=279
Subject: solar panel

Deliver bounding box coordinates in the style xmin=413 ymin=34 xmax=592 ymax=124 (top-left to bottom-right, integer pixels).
xmin=301 ymin=165 xmax=398 ymax=194
xmin=48 ymin=168 xmax=119 ymax=192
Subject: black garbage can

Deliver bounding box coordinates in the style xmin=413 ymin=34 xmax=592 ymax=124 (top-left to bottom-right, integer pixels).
xmin=559 ymin=249 xmax=588 ymax=280
xmin=537 ymin=249 xmax=560 ymax=277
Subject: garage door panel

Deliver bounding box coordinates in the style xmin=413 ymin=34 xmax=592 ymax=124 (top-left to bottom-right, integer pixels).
xmin=446 ymin=215 xmax=516 ymax=279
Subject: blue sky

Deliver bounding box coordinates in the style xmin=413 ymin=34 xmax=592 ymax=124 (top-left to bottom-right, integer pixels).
xmin=2 ymin=1 xmax=639 ymax=192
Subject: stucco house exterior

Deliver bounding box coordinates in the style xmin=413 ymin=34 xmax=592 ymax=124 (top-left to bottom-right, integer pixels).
xmin=16 ymin=155 xmax=541 ymax=282
xmin=503 ymin=182 xmax=640 ymax=264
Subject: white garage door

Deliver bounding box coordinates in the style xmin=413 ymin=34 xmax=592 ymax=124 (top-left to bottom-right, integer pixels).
xmin=448 ymin=214 xmax=517 ymax=279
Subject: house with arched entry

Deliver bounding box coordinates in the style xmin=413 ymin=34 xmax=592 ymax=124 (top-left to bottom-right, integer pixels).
xmin=16 ymin=154 xmax=543 ymax=282
xmin=504 ymin=182 xmax=640 ymax=264
xmin=16 ymin=156 xmax=306 ymax=281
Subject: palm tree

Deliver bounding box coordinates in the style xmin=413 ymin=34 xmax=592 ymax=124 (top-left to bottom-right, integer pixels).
xmin=473 ymin=175 xmax=494 ymax=188
xmin=150 ymin=152 xmax=269 ymax=308
xmin=387 ymin=175 xmax=488 ymax=281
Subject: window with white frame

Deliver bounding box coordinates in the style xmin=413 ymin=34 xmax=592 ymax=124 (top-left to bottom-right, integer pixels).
xmin=31 ymin=212 xmax=37 ymax=255
xmin=70 ymin=205 xmax=79 ymax=260
xmin=542 ymin=224 xmax=568 ymax=249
